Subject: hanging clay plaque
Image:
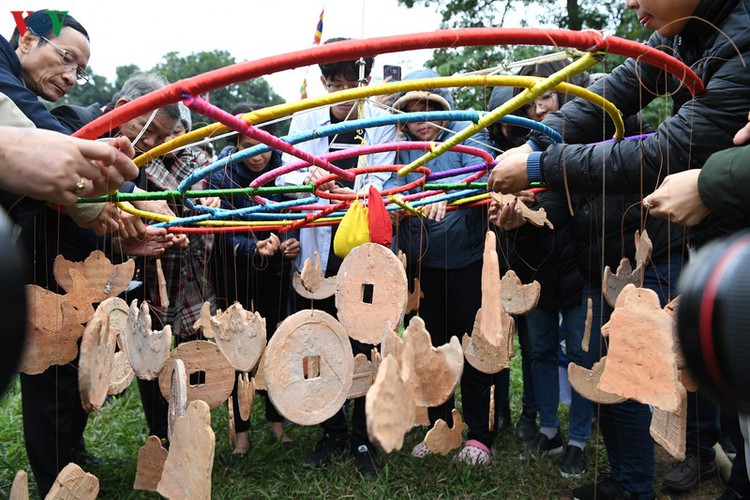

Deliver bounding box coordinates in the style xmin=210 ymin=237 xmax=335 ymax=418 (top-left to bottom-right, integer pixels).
xmin=424 ymin=408 xmax=468 ymax=455
xmin=158 ymin=341 xmax=235 ymax=410
xmin=349 ymin=353 xmax=373 ymax=399
xmin=365 ymin=355 xmax=416 ymax=453
xmin=124 ymin=300 xmax=172 ymax=381
xmin=167 ymin=359 xmax=188 ymax=443
xmin=20 ymin=285 xmax=83 ymax=375
xmin=133 ymin=435 xmax=168 ymax=491
xmin=108 ymin=350 xmax=135 ymax=396
xmin=602 ymin=258 xmax=641 ymax=308
xmin=9 ymin=470 xmax=28 ymax=500
xmin=264 ymin=309 xmax=354 ymax=426
xmin=206 ymin=303 xmax=266 ymax=373
xmin=650 ymin=385 xmax=687 ymax=460
xmin=464 ymin=232 xmax=515 ymax=373
xmin=336 ymin=243 xmax=408 ymax=345
xmin=489 ymin=192 xmax=553 ymax=229
xmin=405 ymin=278 xmax=424 ymax=315
xmin=404 ymin=316 xmax=463 ymax=407
xmin=292 ymin=252 xmax=337 ymax=300
xmin=500 ymin=270 xmax=540 ymax=315
xmin=45 ymin=463 xmax=98 ymax=500
xmin=598 ymin=285 xmax=682 ymax=413
xmin=78 ymin=307 xmax=115 ymax=412
xmin=568 ymin=357 xmax=626 ymax=405
xmin=238 ymin=372 xmax=255 ymax=421
xmin=157 ymin=400 xmax=214 ymax=500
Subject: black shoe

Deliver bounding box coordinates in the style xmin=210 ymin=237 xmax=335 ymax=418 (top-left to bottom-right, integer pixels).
xmin=559 ymin=445 xmax=586 ymax=478
xmin=516 ymin=411 xmax=538 ymax=441
xmin=496 ymin=405 xmax=512 ymax=432
xmin=520 ymin=429 xmax=564 ymax=459
xmin=661 ymin=452 xmax=718 ymax=491
xmin=353 ymin=444 xmax=380 ymax=478
xmin=304 ymin=434 xmax=348 ymax=468
xmin=572 ymin=476 xmax=638 ymax=500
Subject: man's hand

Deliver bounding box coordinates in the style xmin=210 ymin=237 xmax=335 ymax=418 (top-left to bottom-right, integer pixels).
xmin=78 ymin=203 xmax=121 ymax=236
xmin=0 ymin=128 xmax=138 ymax=205
xmin=488 ymin=198 xmax=526 ymax=230
xmin=256 ymin=233 xmax=281 ymax=257
xmin=643 ymin=170 xmax=709 ymax=227
xmin=487 ymin=153 xmax=531 ymax=194
xmin=280 ymin=238 xmax=300 ymax=259
xmin=113 ymin=226 xmax=175 ymax=257
xmin=734 ymin=109 xmax=750 ymax=145
xmin=422 ymin=200 xmax=448 ymax=222
xmin=307 ymin=167 xmax=336 ymax=192
xmin=199 ymin=197 xmax=221 ymax=209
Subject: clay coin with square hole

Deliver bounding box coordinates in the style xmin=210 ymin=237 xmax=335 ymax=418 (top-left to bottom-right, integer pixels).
xmin=158 ymin=340 xmax=235 ymax=409
xmin=264 ymin=310 xmax=353 ymax=425
xmin=336 ymin=243 xmax=407 ymax=344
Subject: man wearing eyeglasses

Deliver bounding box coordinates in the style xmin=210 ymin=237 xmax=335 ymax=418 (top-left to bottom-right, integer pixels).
xmin=0 ymin=10 xmax=143 ymax=497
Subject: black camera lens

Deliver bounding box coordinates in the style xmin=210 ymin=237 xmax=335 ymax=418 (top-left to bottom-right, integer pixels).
xmin=678 ymin=229 xmax=750 ymax=412
xmin=0 ymin=208 xmax=27 ymax=397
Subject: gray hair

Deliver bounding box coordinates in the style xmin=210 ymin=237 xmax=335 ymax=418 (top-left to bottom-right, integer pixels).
xmin=112 ymin=73 xmax=180 ymax=121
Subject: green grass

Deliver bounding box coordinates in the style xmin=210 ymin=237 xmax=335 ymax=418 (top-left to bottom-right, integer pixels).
xmin=0 ymin=349 xmax=719 ymax=499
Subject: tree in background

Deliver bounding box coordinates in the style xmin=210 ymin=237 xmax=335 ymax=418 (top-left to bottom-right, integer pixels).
xmin=57 ymin=50 xmax=286 ymax=134
xmin=396 ymin=0 xmax=656 ymax=116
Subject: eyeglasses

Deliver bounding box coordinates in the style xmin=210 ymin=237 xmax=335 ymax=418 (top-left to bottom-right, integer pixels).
xmin=325 ymin=79 xmax=360 ymax=92
xmin=523 ymin=92 xmax=557 ymax=113
xmin=40 ymin=36 xmax=90 ymax=83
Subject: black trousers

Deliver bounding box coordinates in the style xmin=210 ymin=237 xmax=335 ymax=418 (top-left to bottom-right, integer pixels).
xmin=409 ymin=261 xmax=503 ymax=448
xmin=20 ymin=362 xmax=89 ymax=497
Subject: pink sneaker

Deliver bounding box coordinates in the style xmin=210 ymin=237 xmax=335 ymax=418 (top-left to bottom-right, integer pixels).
xmin=454 ymin=439 xmax=492 ymax=467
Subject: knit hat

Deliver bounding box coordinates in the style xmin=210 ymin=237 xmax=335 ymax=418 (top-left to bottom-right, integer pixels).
xmin=393 ymin=91 xmax=451 ymax=114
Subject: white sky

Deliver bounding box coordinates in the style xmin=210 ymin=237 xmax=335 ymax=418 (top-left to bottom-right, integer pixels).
xmin=0 ymin=0 xmax=446 ymax=102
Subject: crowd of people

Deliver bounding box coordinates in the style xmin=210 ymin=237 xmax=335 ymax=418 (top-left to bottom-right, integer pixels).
xmin=1 ymin=0 xmax=750 ymax=498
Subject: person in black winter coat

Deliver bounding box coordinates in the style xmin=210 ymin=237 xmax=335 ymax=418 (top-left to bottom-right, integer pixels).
xmin=488 ymin=1 xmax=750 ymax=498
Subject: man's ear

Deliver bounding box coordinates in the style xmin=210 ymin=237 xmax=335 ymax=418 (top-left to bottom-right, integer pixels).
xmin=365 ymin=76 xmax=372 ymax=85
xmin=319 ymin=74 xmax=327 ymax=88
xmin=17 ymin=30 xmax=36 ymax=55
xmin=113 ymin=98 xmax=130 ymax=109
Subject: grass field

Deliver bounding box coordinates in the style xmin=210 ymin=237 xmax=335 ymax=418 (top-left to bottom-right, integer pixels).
xmin=0 ymin=353 xmax=724 ymax=499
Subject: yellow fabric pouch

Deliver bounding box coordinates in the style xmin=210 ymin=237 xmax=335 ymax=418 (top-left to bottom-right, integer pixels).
xmin=333 ymin=200 xmax=370 ymax=258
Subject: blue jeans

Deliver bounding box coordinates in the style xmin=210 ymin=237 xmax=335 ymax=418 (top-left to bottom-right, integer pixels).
xmin=583 ymin=257 xmax=682 ymax=498
xmin=518 ymin=304 xmax=593 ymax=442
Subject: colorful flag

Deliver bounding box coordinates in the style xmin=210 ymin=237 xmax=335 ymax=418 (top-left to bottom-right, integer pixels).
xmin=301 ymin=8 xmax=325 ymax=100
xmin=313 ymin=9 xmax=324 ymax=45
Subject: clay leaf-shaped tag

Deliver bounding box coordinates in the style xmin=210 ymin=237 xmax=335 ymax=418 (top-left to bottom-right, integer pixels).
xmin=133 ymin=436 xmax=168 ymax=491
xmin=500 ymin=270 xmax=540 ymax=315
xmin=124 ymin=300 xmax=172 ymax=381
xmin=46 ymin=463 xmax=98 ymax=500
xmin=238 ymin=372 xmax=255 ymax=421
xmin=211 ymin=303 xmax=266 ymax=372
xmin=568 ymin=357 xmax=626 ymax=405
xmin=489 ymin=192 xmax=553 ymax=229
xmin=78 ymin=307 xmax=115 ymax=412
xmin=405 ymin=278 xmax=424 ymax=315
xmin=20 ymin=285 xmax=83 ymax=375
xmin=424 ymin=408 xmax=468 ymax=455
xmin=53 ymin=250 xmax=134 ymax=298
xmin=292 ymin=252 xmax=337 ymax=299
xmin=602 ymin=258 xmax=640 ymax=307
xmin=157 ymin=400 xmax=215 ymax=500
xmin=365 ymin=355 xmax=416 ymax=453
xmin=404 ymin=316 xmax=463 ymax=407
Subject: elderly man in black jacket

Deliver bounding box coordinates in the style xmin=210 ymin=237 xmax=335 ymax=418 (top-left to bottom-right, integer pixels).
xmin=488 ymin=0 xmax=750 ymax=498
